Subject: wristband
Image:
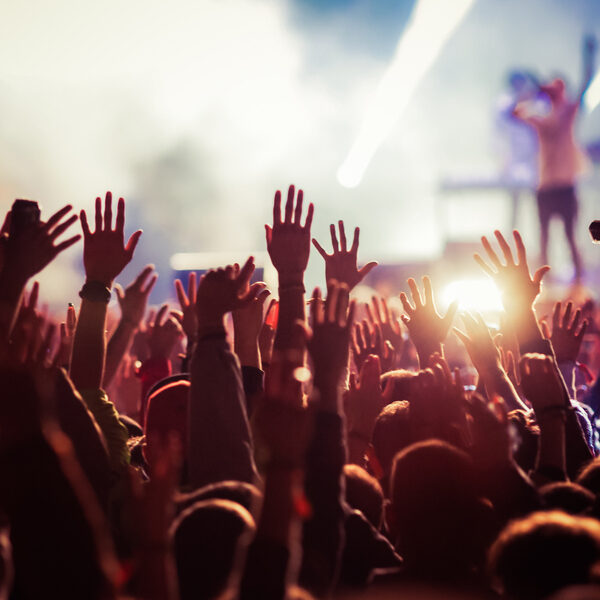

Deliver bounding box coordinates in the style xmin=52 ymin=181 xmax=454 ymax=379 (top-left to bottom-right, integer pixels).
xmin=79 ymin=281 xmax=111 ymax=303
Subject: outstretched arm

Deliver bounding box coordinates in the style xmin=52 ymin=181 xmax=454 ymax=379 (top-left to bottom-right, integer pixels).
xmin=188 ymin=257 xmax=263 ymax=488
xmin=578 ymin=34 xmax=597 ymax=106
xmin=71 ymin=192 xmax=142 ymax=391
xmin=266 ymin=185 xmax=313 ymax=363
xmin=104 ymin=265 xmax=157 ymax=388
xmin=70 ymin=192 xmax=141 ymax=472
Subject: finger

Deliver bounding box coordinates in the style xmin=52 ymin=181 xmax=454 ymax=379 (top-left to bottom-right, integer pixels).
xmin=187 ymin=271 xmax=197 ymax=305
xmin=399 ymin=291 xmax=414 ymax=315
xmin=533 ymin=265 xmax=551 ymax=286
xmin=116 ymin=196 xmax=125 ymax=233
xmin=303 ymin=202 xmax=314 ymax=231
xmin=265 ymin=224 xmax=273 ymax=247
xmin=175 ymin=279 xmax=188 ymax=308
xmin=474 ymin=253 xmax=496 ymax=277
xmin=294 ymin=188 xmax=303 ymax=224
xmin=312 ymin=238 xmax=328 ymax=259
xmin=347 ymin=299 xmax=356 ymax=330
xmin=422 ymin=276 xmax=434 ymax=308
xmin=142 ymin=274 xmax=158 ymax=296
xmin=357 ymin=321 xmax=366 ymax=352
xmin=237 ymin=256 xmax=255 ymax=290
xmin=104 ymin=191 xmax=113 ymax=230
xmin=133 ymin=265 xmax=155 ymax=289
xmin=540 ymin=319 xmax=550 ymax=340
xmin=28 ymin=281 xmax=39 ymax=310
xmin=407 ymin=278 xmax=423 ymax=309
xmin=562 ymin=301 xmax=573 ymax=330
xmin=513 ymin=230 xmax=528 ymax=266
xmin=381 ymin=297 xmax=391 ymax=323
xmin=350 ymin=227 xmax=360 ymax=254
xmin=552 ymin=302 xmax=561 ymax=333
xmin=66 ymin=304 xmax=76 ymax=333
xmin=338 ymin=221 xmax=347 ymax=253
xmin=358 ymin=262 xmax=378 ymax=281
xmin=443 ymin=301 xmax=459 ymax=330
xmin=45 ymin=213 xmax=75 ymax=242
xmin=115 ymin=283 xmax=124 ymax=303
xmin=336 ymin=285 xmax=350 ymax=326
xmin=372 ymin=296 xmax=384 ymax=325
xmin=52 ymin=234 xmax=81 ymax=255
xmin=481 ymin=236 xmax=502 ymax=269
xmin=80 ymin=210 xmax=91 ymax=238
xmin=284 ymin=185 xmax=294 ymax=224
xmin=453 ymin=327 xmax=471 ymax=348
xmin=326 ymin=283 xmax=340 ymax=323
xmin=155 ymin=304 xmax=169 ymax=327
xmin=170 ymin=311 xmax=183 ymax=325
xmin=576 ymin=319 xmax=588 ymax=343
xmin=125 ymin=230 xmax=143 ymax=259
xmin=94 ymin=197 xmax=102 ymax=232
xmin=570 ymin=309 xmax=582 ymax=335
xmin=494 ymin=230 xmax=515 ymax=265
xmin=42 ymin=204 xmax=73 ymax=232
xmin=330 ymin=223 xmax=339 ymax=253
xmin=273 ymin=190 xmax=282 ymax=225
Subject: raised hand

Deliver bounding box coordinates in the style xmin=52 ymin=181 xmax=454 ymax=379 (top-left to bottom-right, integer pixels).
xmin=115 ymin=265 xmax=157 ymax=329
xmin=454 ymin=312 xmax=502 ymax=375
xmin=365 ymin=296 xmax=404 ymax=355
xmin=196 ymin=257 xmax=263 ymax=329
xmin=148 ymin=304 xmax=184 ymax=360
xmin=80 ymin=191 xmax=142 ymax=287
xmin=400 ymin=276 xmax=457 ymax=366
xmin=173 ymin=272 xmax=198 ymax=344
xmin=346 ymin=355 xmax=391 ymax=443
xmin=305 ymin=283 xmax=355 ymax=384
xmin=3 ymin=204 xmax=80 ymax=282
xmin=474 ymin=230 xmax=549 ymax=311
xmin=312 ymin=221 xmax=377 ymax=290
xmin=352 ymin=319 xmax=395 ymax=373
xmin=519 ymin=353 xmax=566 ymax=413
xmin=265 ymin=185 xmax=313 ymax=285
xmin=232 ymin=282 xmax=270 ymax=368
xmin=540 ymin=301 xmax=587 ymax=364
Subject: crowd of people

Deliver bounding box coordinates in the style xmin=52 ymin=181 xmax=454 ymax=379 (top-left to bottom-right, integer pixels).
xmin=0 ymin=182 xmax=600 ymax=600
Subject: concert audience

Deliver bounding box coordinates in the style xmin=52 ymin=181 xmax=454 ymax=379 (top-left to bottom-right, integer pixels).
xmin=0 ymin=184 xmax=599 ymax=599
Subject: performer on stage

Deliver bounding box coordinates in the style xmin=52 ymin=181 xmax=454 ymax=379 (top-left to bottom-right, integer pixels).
xmin=513 ymin=35 xmax=596 ymax=282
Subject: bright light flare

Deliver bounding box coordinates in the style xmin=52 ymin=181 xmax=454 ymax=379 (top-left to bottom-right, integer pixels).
xmin=337 ymin=0 xmax=477 ymax=188
xmin=441 ymin=278 xmax=502 ymax=313
xmin=584 ymin=71 xmax=600 ymax=113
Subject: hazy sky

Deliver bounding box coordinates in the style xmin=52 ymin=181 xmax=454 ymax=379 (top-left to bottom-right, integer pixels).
xmin=0 ymin=0 xmax=598 ymax=302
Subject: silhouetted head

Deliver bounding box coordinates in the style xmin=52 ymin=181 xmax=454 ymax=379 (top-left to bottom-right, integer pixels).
xmin=540 ymin=482 xmax=595 ymax=516
xmin=172 ymin=498 xmax=255 ymax=600
xmin=577 ymin=457 xmax=600 ymax=496
xmin=371 ymin=401 xmax=411 ymax=488
xmin=344 ymin=464 xmax=384 ymax=529
xmin=489 ymin=511 xmax=600 ymax=599
xmin=387 ymin=439 xmax=495 ymax=579
xmin=143 ymin=380 xmax=190 ymax=471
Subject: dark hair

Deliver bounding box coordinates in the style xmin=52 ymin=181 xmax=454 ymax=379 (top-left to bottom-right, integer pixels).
xmin=540 ymin=482 xmax=595 ymax=516
xmin=172 ymin=498 xmax=255 ymax=600
xmin=489 ymin=511 xmax=600 ymax=600
xmin=371 ymin=400 xmax=411 ymax=478
xmin=344 ymin=464 xmax=384 ymax=529
xmin=390 ymin=439 xmax=493 ymax=578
